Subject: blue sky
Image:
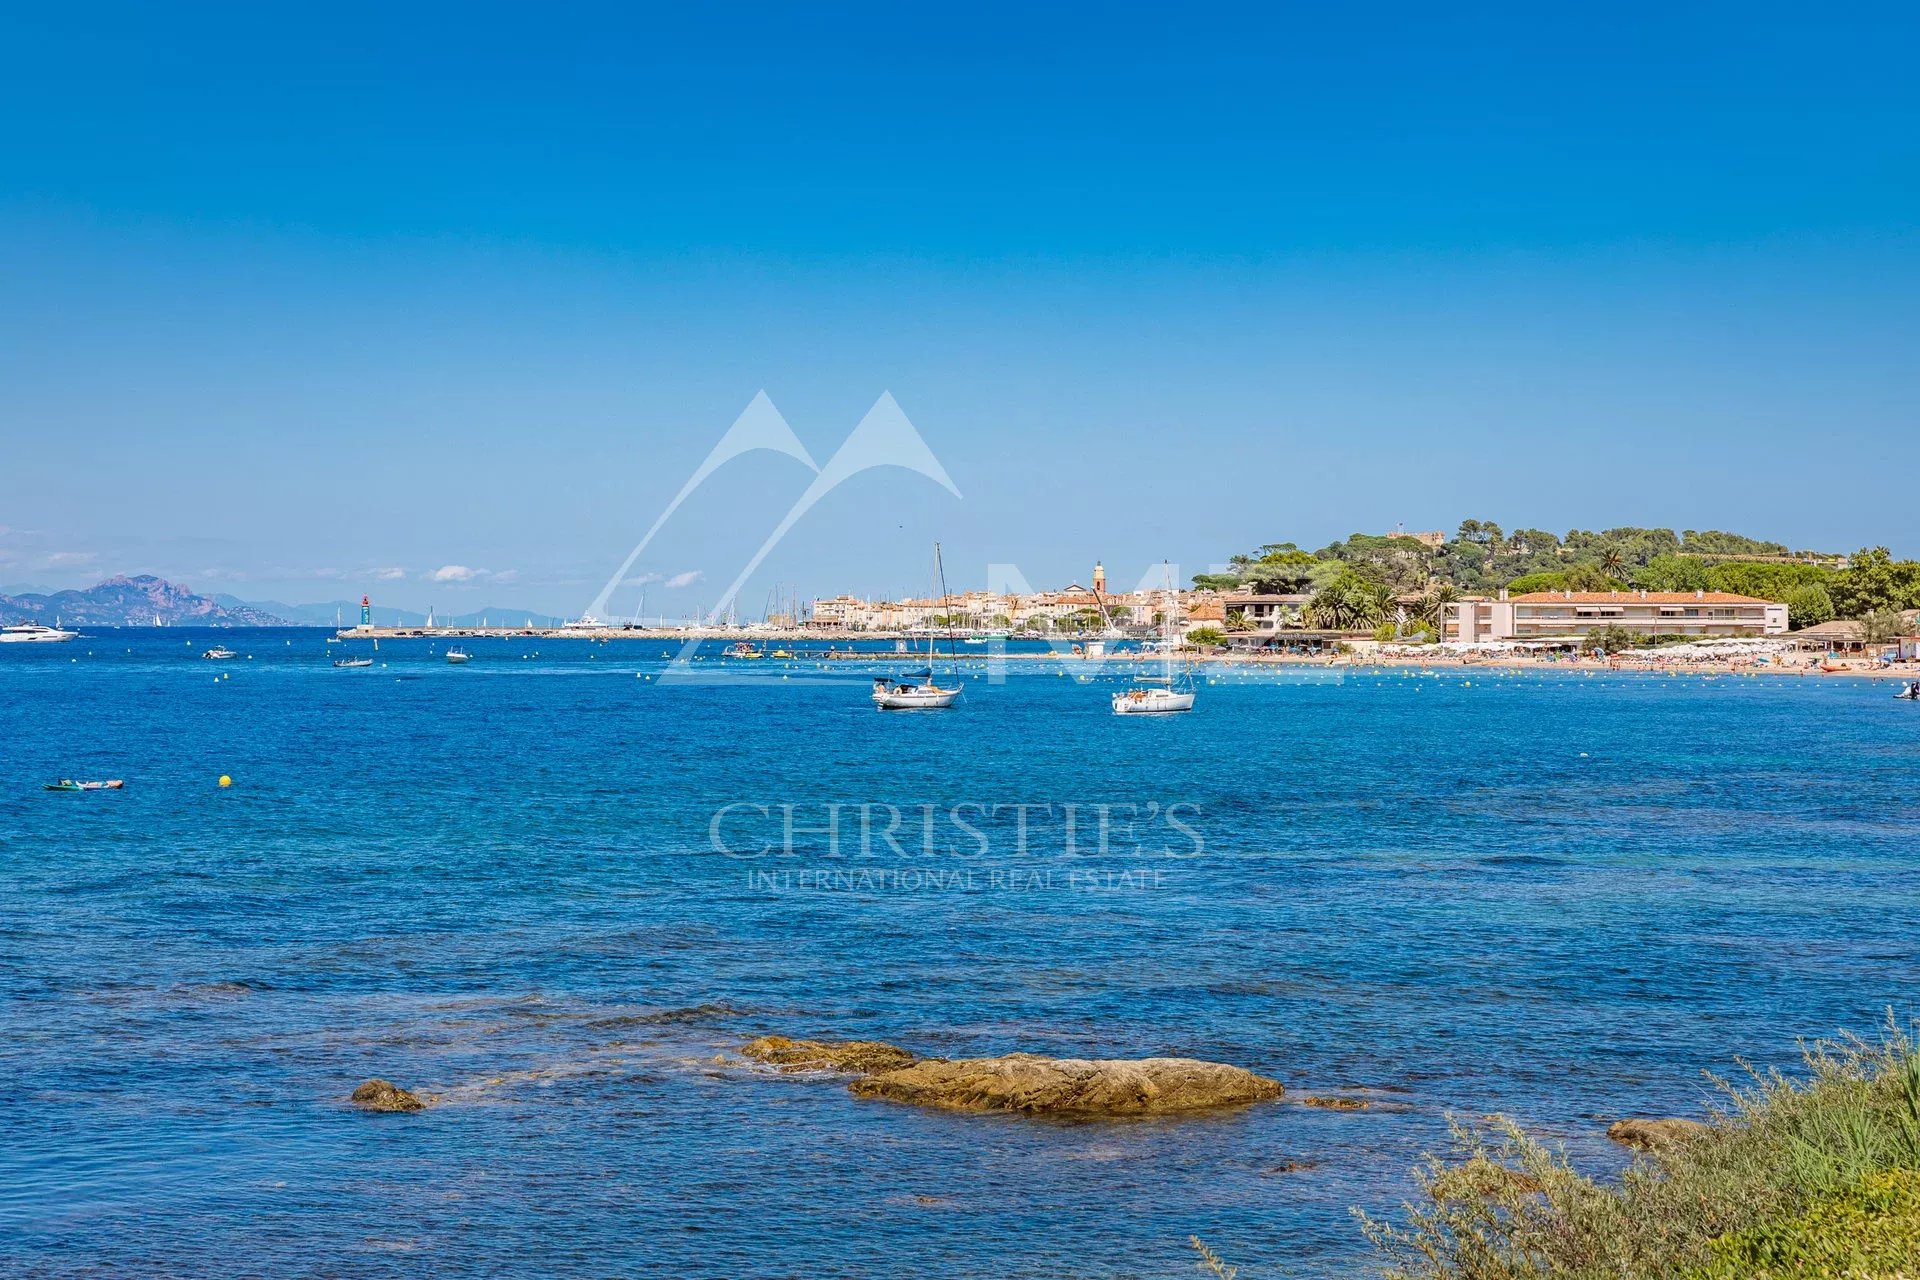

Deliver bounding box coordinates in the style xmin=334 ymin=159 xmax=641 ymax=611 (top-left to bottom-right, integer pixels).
xmin=2 ymin=2 xmax=1915 ymax=615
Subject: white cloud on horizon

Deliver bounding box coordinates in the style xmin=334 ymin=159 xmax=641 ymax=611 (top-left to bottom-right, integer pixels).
xmin=430 ymin=565 xmax=484 ymax=583
xmin=665 ymin=570 xmax=703 ymax=589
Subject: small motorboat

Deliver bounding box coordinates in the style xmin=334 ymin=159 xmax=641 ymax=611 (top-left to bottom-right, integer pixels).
xmin=1896 ymin=682 xmax=1920 ymax=701
xmin=727 ymin=641 xmax=765 ymax=659
xmin=203 ymin=646 xmax=238 ymax=660
xmin=445 ymin=649 xmax=472 ymax=665
xmin=333 ymin=657 xmax=374 ymax=669
xmin=45 ymin=779 xmax=124 ymax=792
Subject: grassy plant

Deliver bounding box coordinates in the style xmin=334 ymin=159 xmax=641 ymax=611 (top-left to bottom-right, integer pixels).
xmin=1190 ymin=1234 xmax=1239 ymax=1279
xmin=1357 ymin=1015 xmax=1920 ymax=1280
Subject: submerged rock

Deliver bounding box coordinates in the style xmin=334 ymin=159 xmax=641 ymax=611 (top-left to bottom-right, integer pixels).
xmin=741 ymin=1035 xmax=917 ymax=1074
xmin=350 ymin=1079 xmax=426 ymax=1113
xmin=849 ymin=1053 xmax=1283 ymax=1116
xmin=1429 ymin=1160 xmax=1544 ymax=1202
xmin=1302 ymin=1095 xmax=1371 ymax=1110
xmin=1607 ymin=1117 xmax=1706 ymax=1151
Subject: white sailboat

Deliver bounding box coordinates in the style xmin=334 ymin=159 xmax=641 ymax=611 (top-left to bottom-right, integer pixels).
xmin=1112 ymin=564 xmax=1195 ymax=715
xmin=873 ymin=543 xmax=962 ymax=710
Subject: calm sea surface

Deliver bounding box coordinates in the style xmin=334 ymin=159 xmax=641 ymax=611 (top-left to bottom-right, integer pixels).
xmin=3 ymin=629 xmax=1917 ymax=1277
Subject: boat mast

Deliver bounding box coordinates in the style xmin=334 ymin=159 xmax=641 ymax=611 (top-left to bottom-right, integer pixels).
xmin=1164 ymin=561 xmax=1176 ymax=684
xmin=933 ymin=541 xmax=959 ymax=681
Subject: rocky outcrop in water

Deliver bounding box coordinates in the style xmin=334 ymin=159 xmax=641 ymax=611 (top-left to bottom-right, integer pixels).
xmin=741 ymin=1035 xmax=917 ymax=1074
xmin=351 ymin=1079 xmax=426 ymax=1113
xmin=850 ymin=1053 xmax=1284 ymax=1116
xmin=1302 ymin=1094 xmax=1371 ymax=1110
xmin=1607 ymin=1117 xmax=1706 ymax=1151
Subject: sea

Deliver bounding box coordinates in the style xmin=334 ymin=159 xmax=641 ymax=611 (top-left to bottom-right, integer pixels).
xmin=3 ymin=628 xmax=1917 ymax=1278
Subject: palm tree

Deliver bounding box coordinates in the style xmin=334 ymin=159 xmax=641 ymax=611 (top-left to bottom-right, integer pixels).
xmin=1355 ymin=581 xmax=1394 ymax=628
xmin=1307 ymin=573 xmax=1394 ymax=630
xmin=1413 ymin=583 xmax=1459 ymax=628
xmin=1598 ymin=547 xmax=1627 ymax=578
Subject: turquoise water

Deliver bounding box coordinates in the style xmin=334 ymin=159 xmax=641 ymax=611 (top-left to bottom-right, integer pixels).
xmin=3 ymin=630 xmax=1917 ymax=1277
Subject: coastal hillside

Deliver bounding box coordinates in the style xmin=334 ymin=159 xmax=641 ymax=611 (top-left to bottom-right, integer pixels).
xmin=1199 ymin=523 xmax=1920 ymax=633
xmin=0 ymin=575 xmax=287 ymax=626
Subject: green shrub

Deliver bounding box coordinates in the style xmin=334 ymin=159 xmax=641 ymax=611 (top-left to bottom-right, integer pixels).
xmin=1683 ymin=1169 xmax=1920 ymax=1280
xmin=1358 ymin=1018 xmax=1920 ymax=1280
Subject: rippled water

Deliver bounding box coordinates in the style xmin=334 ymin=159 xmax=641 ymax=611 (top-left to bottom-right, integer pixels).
xmin=3 ymin=629 xmax=1917 ymax=1277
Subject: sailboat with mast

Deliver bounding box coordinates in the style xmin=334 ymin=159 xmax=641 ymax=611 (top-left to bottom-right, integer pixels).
xmin=1112 ymin=562 xmax=1195 ymax=714
xmin=873 ymin=543 xmax=962 ymax=710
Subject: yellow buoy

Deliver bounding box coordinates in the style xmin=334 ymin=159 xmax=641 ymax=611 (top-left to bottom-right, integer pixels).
xmin=218 ymin=775 xmax=232 ymax=788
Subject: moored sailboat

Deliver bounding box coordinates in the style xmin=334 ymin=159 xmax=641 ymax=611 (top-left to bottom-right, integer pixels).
xmin=1113 ymin=563 xmax=1195 ymax=715
xmin=874 ymin=543 xmax=962 ymax=710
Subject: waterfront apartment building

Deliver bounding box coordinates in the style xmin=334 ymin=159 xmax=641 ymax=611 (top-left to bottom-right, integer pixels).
xmin=1449 ymin=589 xmax=1788 ymax=642
xmin=1221 ymin=592 xmax=1312 ymax=632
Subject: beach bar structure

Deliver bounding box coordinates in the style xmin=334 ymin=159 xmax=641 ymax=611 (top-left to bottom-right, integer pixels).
xmin=1450 ymin=589 xmax=1787 ymax=643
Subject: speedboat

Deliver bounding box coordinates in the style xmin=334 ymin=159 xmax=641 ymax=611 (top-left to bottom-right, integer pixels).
xmin=872 ymin=672 xmax=960 ymax=709
xmin=727 ymin=641 xmax=766 ymax=659
xmin=203 ymin=646 xmax=238 ymax=660
xmin=333 ymin=656 xmax=374 ymax=669
xmin=0 ymin=622 xmax=78 ymax=643
xmin=1896 ymin=682 xmax=1920 ymax=701
xmin=445 ymin=648 xmax=471 ymax=664
xmin=45 ymin=779 xmax=124 ymax=791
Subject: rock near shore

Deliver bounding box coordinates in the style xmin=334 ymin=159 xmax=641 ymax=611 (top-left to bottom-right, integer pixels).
xmin=850 ymin=1053 xmax=1284 ymax=1116
xmin=1607 ymin=1117 xmax=1706 ymax=1151
xmin=741 ymin=1035 xmax=918 ymax=1074
xmin=350 ymin=1079 xmax=426 ymax=1113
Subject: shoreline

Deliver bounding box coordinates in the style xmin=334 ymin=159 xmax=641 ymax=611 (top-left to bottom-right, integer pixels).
xmin=320 ymin=626 xmax=1920 ymax=680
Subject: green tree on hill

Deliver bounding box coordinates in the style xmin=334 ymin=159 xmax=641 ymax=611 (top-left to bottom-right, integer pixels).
xmin=1314 ymin=533 xmax=1435 ymax=593
xmin=1783 ymin=583 xmax=1835 ymax=630
xmin=1680 ymin=528 xmax=1791 ymax=557
xmin=1832 ymin=548 xmax=1920 ymax=618
xmin=1638 ymin=554 xmax=1714 ymax=592
xmin=1506 ymin=564 xmax=1626 ymax=594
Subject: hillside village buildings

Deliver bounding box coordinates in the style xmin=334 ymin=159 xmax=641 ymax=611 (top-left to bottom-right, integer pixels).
xmin=808 ymin=562 xmax=1207 ymax=632
xmin=809 ymin=580 xmax=1795 ymax=645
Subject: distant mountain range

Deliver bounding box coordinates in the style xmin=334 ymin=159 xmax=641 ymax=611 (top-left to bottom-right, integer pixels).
xmin=0 ymin=575 xmax=288 ymax=627
xmin=0 ymin=576 xmax=579 ymax=629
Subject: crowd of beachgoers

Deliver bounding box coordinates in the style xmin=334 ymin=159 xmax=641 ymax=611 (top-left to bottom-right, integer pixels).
xmin=1232 ymin=638 xmax=1920 ymax=678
